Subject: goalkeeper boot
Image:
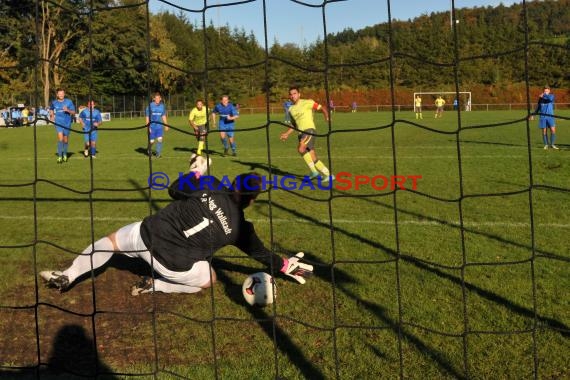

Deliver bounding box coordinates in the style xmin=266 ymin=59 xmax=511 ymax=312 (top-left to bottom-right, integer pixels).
xmin=551 ymin=145 xmax=559 ymax=150
xmin=544 ymin=145 xmax=549 ymax=150
xmin=321 ymin=174 xmax=335 ymax=183
xmin=131 ymin=276 xmax=154 ymax=296
xmin=40 ymin=271 xmax=70 ymax=292
xmin=309 ymin=171 xmax=320 ymax=180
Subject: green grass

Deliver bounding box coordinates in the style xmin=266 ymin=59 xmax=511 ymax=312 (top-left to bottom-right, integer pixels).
xmin=0 ymin=110 xmax=569 ymax=379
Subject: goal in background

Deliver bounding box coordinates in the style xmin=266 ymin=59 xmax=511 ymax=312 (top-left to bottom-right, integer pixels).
xmin=414 ymin=91 xmax=472 ymax=111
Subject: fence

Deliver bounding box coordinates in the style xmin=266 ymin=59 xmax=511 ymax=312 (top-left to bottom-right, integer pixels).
xmin=105 ymin=103 xmax=570 ymax=120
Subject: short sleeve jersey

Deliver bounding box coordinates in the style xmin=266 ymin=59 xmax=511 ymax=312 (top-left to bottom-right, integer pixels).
xmin=288 ymin=99 xmax=321 ymax=132
xmin=50 ymin=98 xmax=75 ymax=128
xmin=212 ymin=103 xmax=238 ymax=128
xmin=189 ymin=107 xmax=208 ymax=126
xmin=79 ymin=108 xmax=102 ymax=130
xmin=145 ymin=102 xmax=166 ymax=129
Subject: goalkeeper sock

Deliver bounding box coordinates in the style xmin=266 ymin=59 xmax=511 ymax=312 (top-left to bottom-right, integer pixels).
xmin=63 ymin=237 xmax=115 ymax=284
xmin=542 ymin=134 xmax=548 ymax=145
xmin=314 ymin=160 xmax=330 ymax=176
xmin=302 ymin=153 xmax=316 ymax=172
xmin=550 ymin=132 xmax=556 ymax=145
xmin=197 ymin=141 xmax=204 ymax=155
xmin=150 ymin=278 xmax=203 ymax=294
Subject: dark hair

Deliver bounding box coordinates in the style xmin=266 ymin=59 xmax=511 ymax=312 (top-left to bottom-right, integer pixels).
xmin=232 ymin=172 xmax=262 ymax=209
xmin=289 ymin=86 xmax=300 ymax=93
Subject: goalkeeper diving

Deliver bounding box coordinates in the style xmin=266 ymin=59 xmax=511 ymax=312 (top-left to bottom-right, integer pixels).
xmin=40 ymin=155 xmax=314 ymax=294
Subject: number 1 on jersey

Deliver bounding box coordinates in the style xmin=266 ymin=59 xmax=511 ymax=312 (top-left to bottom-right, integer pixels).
xmin=184 ymin=217 xmax=211 ymax=237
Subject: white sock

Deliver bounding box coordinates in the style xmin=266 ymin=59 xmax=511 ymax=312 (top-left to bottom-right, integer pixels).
xmin=63 ymin=237 xmax=115 ymax=284
xmin=151 ymin=278 xmax=203 ymax=294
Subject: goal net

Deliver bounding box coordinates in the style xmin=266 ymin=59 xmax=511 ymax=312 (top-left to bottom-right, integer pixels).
xmin=1 ymin=1 xmax=567 ymax=379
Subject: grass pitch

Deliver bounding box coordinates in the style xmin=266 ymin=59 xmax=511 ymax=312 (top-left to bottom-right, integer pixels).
xmin=0 ymin=109 xmax=568 ymax=379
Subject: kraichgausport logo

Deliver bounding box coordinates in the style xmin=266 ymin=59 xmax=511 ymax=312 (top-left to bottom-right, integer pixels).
xmin=148 ymin=172 xmax=422 ymax=191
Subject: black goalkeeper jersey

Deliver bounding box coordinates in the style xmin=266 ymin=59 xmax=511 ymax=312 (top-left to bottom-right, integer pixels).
xmin=139 ymin=174 xmax=282 ymax=272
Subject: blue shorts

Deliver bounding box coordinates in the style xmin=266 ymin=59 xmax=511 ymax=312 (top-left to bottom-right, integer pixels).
xmin=219 ymin=123 xmax=235 ymax=137
xmin=55 ymin=125 xmax=71 ymax=136
xmin=83 ymin=129 xmax=98 ymax=143
xmin=538 ymin=117 xmax=555 ymax=129
xmin=149 ymin=127 xmax=164 ymax=140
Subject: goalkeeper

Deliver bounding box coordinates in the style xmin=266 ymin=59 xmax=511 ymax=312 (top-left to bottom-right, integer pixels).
xmin=530 ymin=86 xmax=558 ymax=150
xmin=40 ymin=156 xmax=313 ymax=294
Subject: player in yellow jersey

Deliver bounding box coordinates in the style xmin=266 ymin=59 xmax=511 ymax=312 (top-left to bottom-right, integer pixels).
xmin=435 ymin=96 xmax=446 ymax=118
xmin=188 ymin=99 xmax=208 ymax=155
xmin=414 ymin=95 xmax=423 ymax=119
xmin=280 ymin=86 xmax=333 ymax=182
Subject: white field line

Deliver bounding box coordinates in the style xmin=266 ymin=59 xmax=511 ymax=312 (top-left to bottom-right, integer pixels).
xmin=0 ymin=215 xmax=568 ymax=228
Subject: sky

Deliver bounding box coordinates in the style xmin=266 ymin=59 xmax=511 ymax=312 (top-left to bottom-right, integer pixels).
xmin=149 ymin=0 xmax=523 ymax=46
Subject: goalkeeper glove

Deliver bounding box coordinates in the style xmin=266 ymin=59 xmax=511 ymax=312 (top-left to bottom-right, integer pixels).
xmin=280 ymin=252 xmax=313 ymax=284
xmin=189 ymin=153 xmax=211 ymax=178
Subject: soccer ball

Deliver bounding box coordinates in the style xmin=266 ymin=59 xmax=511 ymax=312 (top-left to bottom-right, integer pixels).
xmin=242 ymin=272 xmax=276 ymax=307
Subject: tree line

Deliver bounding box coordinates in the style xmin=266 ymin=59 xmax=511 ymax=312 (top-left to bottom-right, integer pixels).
xmin=1 ymin=0 xmax=569 ymax=108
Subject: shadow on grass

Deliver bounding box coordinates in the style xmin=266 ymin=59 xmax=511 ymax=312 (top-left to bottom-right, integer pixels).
xmin=212 ymin=259 xmax=327 ymax=380
xmin=261 ymin=197 xmax=569 ymax=377
xmin=0 ymin=324 xmax=119 ymax=379
xmin=457 ymin=139 xmax=525 ymax=148
xmin=270 ymin=198 xmax=569 ymax=333
xmin=173 ymin=147 xmax=226 ymax=158
xmin=134 ymin=146 xmax=149 ymax=156
xmin=127 ymin=178 xmax=161 ymax=214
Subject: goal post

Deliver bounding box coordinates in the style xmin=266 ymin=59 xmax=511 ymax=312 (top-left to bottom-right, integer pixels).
xmin=413 ymin=91 xmax=472 ymax=111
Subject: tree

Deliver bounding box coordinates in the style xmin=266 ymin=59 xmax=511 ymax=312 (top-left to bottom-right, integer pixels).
xmin=149 ymin=15 xmax=184 ymax=93
xmin=39 ymin=0 xmax=87 ymax=105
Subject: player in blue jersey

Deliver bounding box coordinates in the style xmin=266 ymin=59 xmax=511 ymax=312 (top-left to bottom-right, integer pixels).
xmin=211 ymin=95 xmax=239 ymax=156
xmin=531 ymin=86 xmax=558 ymax=150
xmin=283 ymin=99 xmax=293 ymax=125
xmin=78 ymin=100 xmax=103 ymax=158
xmin=49 ymin=88 xmax=76 ymax=163
xmin=145 ymin=92 xmax=169 ymax=158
